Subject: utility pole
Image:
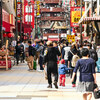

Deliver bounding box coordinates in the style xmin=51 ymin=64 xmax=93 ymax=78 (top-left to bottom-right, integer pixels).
xmin=80 ymin=0 xmax=83 ymax=45
xmin=16 ymin=0 xmax=18 ymax=41
xmin=0 ymin=0 xmax=3 ymax=48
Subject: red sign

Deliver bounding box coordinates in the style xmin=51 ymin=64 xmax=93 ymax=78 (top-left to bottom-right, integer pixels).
xmin=24 ymin=0 xmax=34 ymax=28
xmin=70 ymin=7 xmax=85 ymax=27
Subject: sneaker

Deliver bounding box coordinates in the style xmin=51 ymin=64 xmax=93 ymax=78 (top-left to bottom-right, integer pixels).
xmin=47 ymin=84 xmax=52 ymax=88
xmin=53 ymin=82 xmax=58 ymax=89
xmin=62 ymin=84 xmax=65 ymax=87
xmin=72 ymin=84 xmax=76 ymax=87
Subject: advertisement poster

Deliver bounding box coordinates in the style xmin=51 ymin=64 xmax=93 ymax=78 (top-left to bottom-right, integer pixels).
xmin=71 ymin=7 xmax=85 ymax=27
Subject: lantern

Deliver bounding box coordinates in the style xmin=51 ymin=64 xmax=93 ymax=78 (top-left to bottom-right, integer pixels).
xmin=7 ymin=33 xmax=13 ymax=38
xmin=3 ymin=33 xmax=7 ymax=38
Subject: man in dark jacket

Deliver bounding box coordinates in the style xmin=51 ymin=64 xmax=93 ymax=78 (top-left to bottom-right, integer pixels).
xmin=27 ymin=41 xmax=36 ymax=70
xmin=43 ymin=41 xmax=61 ymax=89
xmin=15 ymin=42 xmax=21 ymax=65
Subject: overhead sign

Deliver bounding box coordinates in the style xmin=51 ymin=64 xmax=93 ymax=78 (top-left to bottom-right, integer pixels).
xmin=71 ymin=7 xmax=85 ymax=27
xmin=67 ymin=35 xmax=75 ymax=43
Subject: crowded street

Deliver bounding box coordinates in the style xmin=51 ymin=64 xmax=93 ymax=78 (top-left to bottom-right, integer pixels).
xmin=0 ymin=62 xmax=99 ymax=100
xmin=0 ymin=0 xmax=100 ymax=100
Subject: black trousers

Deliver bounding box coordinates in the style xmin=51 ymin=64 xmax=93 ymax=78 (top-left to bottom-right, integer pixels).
xmin=47 ymin=61 xmax=58 ymax=84
xmin=16 ymin=54 xmax=20 ymax=65
xmin=39 ymin=56 xmax=44 ymax=70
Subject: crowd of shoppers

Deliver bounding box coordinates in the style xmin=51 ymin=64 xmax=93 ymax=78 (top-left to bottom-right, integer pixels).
xmin=9 ymin=39 xmax=100 ymax=100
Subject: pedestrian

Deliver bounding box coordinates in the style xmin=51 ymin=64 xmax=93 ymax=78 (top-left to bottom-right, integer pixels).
xmin=43 ymin=41 xmax=61 ymax=89
xmin=58 ymin=59 xmax=70 ymax=87
xmin=15 ymin=41 xmax=21 ymax=65
xmin=68 ymin=42 xmax=78 ymax=87
xmin=71 ymin=48 xmax=96 ymax=100
xmin=20 ymin=42 xmax=25 ymax=63
xmin=87 ymin=43 xmax=98 ymax=66
xmin=27 ymin=41 xmax=36 ymax=71
xmin=37 ymin=40 xmax=45 ymax=71
xmin=62 ymin=42 xmax=70 ymax=67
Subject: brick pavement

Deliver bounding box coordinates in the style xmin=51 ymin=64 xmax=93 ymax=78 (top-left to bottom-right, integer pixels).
xmin=0 ymin=62 xmax=99 ymax=100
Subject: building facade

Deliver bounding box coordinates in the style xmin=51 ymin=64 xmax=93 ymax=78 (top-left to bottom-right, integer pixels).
xmin=40 ymin=0 xmax=68 ymax=41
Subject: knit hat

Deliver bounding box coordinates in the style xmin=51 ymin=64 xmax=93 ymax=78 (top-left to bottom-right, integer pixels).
xmin=61 ymin=59 xmax=65 ymax=64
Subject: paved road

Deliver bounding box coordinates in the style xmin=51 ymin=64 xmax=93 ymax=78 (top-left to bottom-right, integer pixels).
xmin=0 ymin=62 xmax=99 ymax=100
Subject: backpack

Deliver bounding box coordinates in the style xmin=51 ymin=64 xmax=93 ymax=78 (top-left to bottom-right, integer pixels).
xmin=31 ymin=46 xmax=36 ymax=57
xmin=70 ymin=51 xmax=80 ymax=67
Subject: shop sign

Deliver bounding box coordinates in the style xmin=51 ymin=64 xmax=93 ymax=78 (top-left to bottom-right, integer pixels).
xmin=48 ymin=35 xmax=58 ymax=38
xmin=61 ymin=34 xmax=67 ymax=38
xmin=43 ymin=36 xmax=47 ymax=40
xmin=71 ymin=7 xmax=85 ymax=27
xmin=84 ymin=0 xmax=96 ymax=1
xmin=17 ymin=1 xmax=22 ymax=20
xmin=24 ymin=0 xmax=34 ymax=28
xmin=36 ymin=0 xmax=40 ymax=17
xmin=67 ymin=35 xmax=75 ymax=43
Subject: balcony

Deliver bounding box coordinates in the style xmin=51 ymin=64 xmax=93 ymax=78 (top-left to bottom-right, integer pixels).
xmin=41 ymin=7 xmax=64 ymax=13
xmin=43 ymin=0 xmax=61 ymax=4
xmin=41 ymin=16 xmax=65 ymax=21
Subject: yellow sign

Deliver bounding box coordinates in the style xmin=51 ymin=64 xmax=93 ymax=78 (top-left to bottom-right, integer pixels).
xmin=67 ymin=35 xmax=75 ymax=43
xmin=36 ymin=1 xmax=40 ymax=16
xmin=71 ymin=7 xmax=85 ymax=27
xmin=72 ymin=11 xmax=84 ymax=23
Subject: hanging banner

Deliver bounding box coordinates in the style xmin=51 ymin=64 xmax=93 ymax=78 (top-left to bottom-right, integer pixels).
xmin=71 ymin=7 xmax=85 ymax=27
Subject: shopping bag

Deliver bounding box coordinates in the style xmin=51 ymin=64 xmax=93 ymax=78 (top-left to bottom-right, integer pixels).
xmin=93 ymin=83 xmax=100 ymax=99
xmin=33 ymin=60 xmax=37 ymax=70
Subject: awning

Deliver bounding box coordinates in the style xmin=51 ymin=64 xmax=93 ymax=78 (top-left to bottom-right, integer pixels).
xmin=3 ymin=21 xmax=10 ymax=32
xmin=48 ymin=38 xmax=59 ymax=41
xmin=79 ymin=17 xmax=100 ymax=24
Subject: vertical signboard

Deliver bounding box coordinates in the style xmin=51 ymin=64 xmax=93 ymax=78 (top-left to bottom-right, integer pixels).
xmin=24 ymin=0 xmax=34 ymax=28
xmin=36 ymin=0 xmax=40 ymax=17
xmin=17 ymin=0 xmax=22 ymax=21
xmin=71 ymin=7 xmax=85 ymax=27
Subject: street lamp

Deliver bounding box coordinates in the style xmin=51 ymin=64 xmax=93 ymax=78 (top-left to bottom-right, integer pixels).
xmin=0 ymin=0 xmax=3 ymax=48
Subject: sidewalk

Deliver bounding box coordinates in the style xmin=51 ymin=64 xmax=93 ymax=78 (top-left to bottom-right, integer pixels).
xmin=0 ymin=62 xmax=99 ymax=100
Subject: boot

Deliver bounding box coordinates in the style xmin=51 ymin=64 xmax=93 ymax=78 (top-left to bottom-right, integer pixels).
xmin=47 ymin=84 xmax=52 ymax=88
xmin=53 ymin=82 xmax=58 ymax=89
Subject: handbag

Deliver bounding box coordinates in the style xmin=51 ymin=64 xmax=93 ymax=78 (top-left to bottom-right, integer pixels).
xmin=93 ymin=83 xmax=100 ymax=99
